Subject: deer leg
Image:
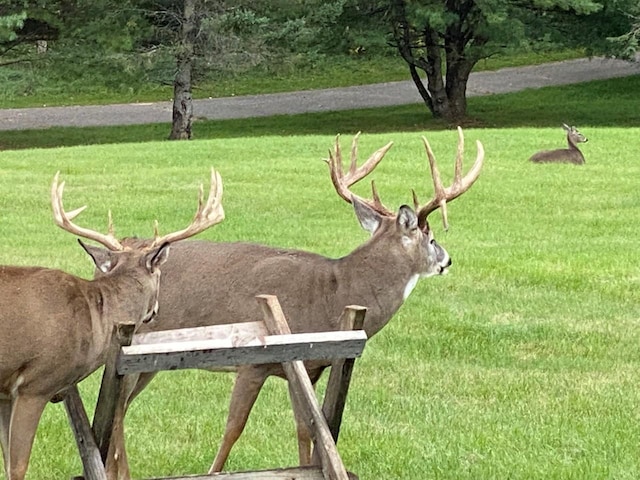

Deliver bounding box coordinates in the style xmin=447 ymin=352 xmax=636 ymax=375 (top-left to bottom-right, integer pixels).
xmin=208 ymin=367 xmax=268 ymax=473
xmin=105 ymin=372 xmax=156 ymax=480
xmin=0 ymin=399 xmax=11 ymax=475
xmin=7 ymin=394 xmax=48 ymax=480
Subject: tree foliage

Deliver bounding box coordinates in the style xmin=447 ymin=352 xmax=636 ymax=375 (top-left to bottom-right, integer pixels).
xmin=1 ymin=0 xmax=637 ymax=125
xmin=374 ymin=0 xmax=636 ymax=122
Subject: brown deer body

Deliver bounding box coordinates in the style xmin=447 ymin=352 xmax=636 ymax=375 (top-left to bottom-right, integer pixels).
xmin=529 ymin=124 xmax=588 ymax=164
xmin=103 ymin=129 xmax=484 ymax=479
xmin=0 ymin=170 xmax=224 ymax=480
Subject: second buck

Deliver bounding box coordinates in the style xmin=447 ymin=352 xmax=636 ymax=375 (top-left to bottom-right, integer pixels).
xmin=529 ymin=123 xmax=588 ymax=164
xmin=103 ymin=128 xmax=484 ymax=480
xmin=0 ymin=169 xmax=224 ymax=480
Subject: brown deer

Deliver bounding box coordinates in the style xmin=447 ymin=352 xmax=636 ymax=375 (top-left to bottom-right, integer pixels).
xmin=101 ymin=128 xmax=484 ymax=480
xmin=529 ymin=123 xmax=588 ymax=164
xmin=0 ymin=169 xmax=224 ymax=480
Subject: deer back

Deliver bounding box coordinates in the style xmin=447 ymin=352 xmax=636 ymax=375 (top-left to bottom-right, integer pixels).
xmin=124 ymin=198 xmax=450 ymax=341
xmin=0 ymin=244 xmax=168 ymax=398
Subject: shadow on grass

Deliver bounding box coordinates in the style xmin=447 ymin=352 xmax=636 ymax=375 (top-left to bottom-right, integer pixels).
xmin=1 ymin=76 xmax=638 ymax=151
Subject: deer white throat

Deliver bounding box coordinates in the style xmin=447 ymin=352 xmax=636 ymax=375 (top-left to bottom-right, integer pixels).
xmin=403 ymin=274 xmax=420 ymax=300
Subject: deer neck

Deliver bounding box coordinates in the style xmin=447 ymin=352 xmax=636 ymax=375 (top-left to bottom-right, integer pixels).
xmin=83 ymin=274 xmax=145 ymax=366
xmin=334 ymin=239 xmax=418 ymax=338
xmin=567 ymin=135 xmax=580 ymax=151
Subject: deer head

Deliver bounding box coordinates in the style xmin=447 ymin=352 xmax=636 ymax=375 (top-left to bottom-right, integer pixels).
xmin=326 ymin=126 xmax=484 ymax=282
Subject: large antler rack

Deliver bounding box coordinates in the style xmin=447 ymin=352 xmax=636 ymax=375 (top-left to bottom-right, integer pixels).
xmin=414 ymin=126 xmax=484 ymax=231
xmin=51 ymin=167 xmax=225 ymax=251
xmin=325 ymin=132 xmax=395 ymax=217
xmin=51 ymin=172 xmax=125 ymax=251
xmin=151 ymin=167 xmax=224 ymax=246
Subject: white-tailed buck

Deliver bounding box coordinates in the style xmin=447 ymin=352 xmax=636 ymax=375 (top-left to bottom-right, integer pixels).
xmin=0 ymin=169 xmax=224 ymax=480
xmin=102 ymin=128 xmax=484 ymax=480
xmin=529 ymin=123 xmax=588 ymax=164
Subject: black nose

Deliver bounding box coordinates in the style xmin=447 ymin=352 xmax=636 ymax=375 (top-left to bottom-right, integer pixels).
xmin=446 ymin=257 xmax=452 ymax=267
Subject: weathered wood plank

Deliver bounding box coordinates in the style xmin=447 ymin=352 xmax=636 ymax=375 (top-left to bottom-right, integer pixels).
xmin=321 ymin=306 xmax=366 ymax=442
xmin=118 ymin=330 xmax=367 ymax=375
xmin=92 ymin=322 xmax=136 ymax=463
xmin=63 ymin=386 xmax=107 ymax=480
xmin=257 ymin=295 xmax=350 ymax=480
xmin=145 ymin=466 xmax=358 ymax=479
xmin=132 ymin=321 xmax=268 ymax=346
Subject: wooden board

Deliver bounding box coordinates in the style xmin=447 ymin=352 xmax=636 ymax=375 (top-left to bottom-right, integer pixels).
xmin=145 ymin=466 xmax=358 ymax=479
xmin=118 ymin=329 xmax=367 ymax=375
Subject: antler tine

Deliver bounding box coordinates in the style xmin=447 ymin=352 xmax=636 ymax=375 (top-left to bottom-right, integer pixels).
xmin=325 ymin=133 xmax=395 ymax=216
xmin=416 ymin=127 xmax=485 ymax=230
xmin=51 ymin=172 xmax=125 ymax=251
xmin=152 ymin=167 xmax=225 ymax=246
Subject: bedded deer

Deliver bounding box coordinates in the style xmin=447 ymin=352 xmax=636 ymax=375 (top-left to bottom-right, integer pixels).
xmin=102 ymin=128 xmax=484 ymax=480
xmin=0 ymin=169 xmax=224 ymax=480
xmin=529 ymin=123 xmax=588 ymax=164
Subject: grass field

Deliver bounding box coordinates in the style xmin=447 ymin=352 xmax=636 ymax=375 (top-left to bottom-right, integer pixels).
xmin=0 ymin=111 xmax=639 ymax=479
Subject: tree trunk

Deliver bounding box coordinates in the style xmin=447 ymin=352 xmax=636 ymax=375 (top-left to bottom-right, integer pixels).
xmin=444 ymin=58 xmax=474 ymax=123
xmin=169 ymin=0 xmax=197 ymax=140
xmin=388 ymin=0 xmax=485 ymax=124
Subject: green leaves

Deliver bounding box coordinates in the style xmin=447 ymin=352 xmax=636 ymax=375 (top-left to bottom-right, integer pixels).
xmin=0 ymin=12 xmax=26 ymax=42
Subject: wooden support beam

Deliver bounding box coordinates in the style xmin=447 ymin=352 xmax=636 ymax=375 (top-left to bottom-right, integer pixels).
xmin=132 ymin=321 xmax=268 ymax=346
xmin=118 ymin=329 xmax=366 ymax=375
xmin=144 ymin=465 xmax=359 ymax=479
xmin=92 ymin=321 xmax=136 ymax=463
xmin=256 ymin=295 xmax=350 ymax=480
xmin=63 ymin=385 xmax=107 ymax=480
xmin=315 ymin=305 xmax=366 ymax=465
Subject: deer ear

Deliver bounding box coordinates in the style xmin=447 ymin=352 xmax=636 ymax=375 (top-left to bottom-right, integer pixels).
xmin=562 ymin=123 xmax=571 ymax=131
xmin=78 ymin=239 xmax=116 ymax=273
xmin=146 ymin=242 xmax=171 ymax=273
xmin=396 ymin=205 xmax=418 ymax=232
xmin=352 ymin=196 xmax=381 ymax=235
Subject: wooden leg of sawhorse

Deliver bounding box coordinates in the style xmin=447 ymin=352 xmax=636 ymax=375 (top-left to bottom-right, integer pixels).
xmin=257 ymin=295 xmax=361 ymax=480
xmin=313 ymin=306 xmax=366 ymax=465
xmin=63 ymin=386 xmax=107 ymax=480
xmin=64 ymin=322 xmax=136 ymax=480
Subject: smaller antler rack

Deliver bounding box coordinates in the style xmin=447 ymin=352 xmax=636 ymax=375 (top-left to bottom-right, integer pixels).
xmin=51 ymin=168 xmax=225 ymax=251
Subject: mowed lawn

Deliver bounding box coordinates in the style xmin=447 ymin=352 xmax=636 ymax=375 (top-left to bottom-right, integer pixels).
xmin=0 ymin=126 xmax=639 ymax=479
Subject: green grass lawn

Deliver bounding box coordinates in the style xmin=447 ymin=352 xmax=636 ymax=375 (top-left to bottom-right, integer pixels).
xmin=0 ymin=123 xmax=639 ymax=479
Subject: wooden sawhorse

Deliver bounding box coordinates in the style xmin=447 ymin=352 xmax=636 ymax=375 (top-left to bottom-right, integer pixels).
xmin=64 ymin=295 xmax=367 ymax=480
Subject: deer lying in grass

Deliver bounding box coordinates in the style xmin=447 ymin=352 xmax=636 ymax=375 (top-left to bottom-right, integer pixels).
xmin=529 ymin=123 xmax=588 ymax=164
xmin=102 ymin=128 xmax=484 ymax=480
xmin=0 ymin=169 xmax=224 ymax=480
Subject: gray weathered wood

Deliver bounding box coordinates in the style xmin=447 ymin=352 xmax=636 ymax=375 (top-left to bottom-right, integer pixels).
xmin=257 ymin=295 xmax=350 ymax=480
xmin=92 ymin=322 xmax=136 ymax=463
xmin=145 ymin=466 xmax=358 ymax=479
xmin=118 ymin=330 xmax=366 ymax=375
xmin=63 ymin=386 xmax=107 ymax=480
xmin=70 ymin=300 xmax=364 ymax=480
xmin=320 ymin=306 xmax=366 ymax=445
xmin=132 ymin=321 xmax=268 ymax=346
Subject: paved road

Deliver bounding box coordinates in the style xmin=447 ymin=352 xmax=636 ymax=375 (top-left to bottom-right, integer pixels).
xmin=0 ymin=56 xmax=639 ymax=131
